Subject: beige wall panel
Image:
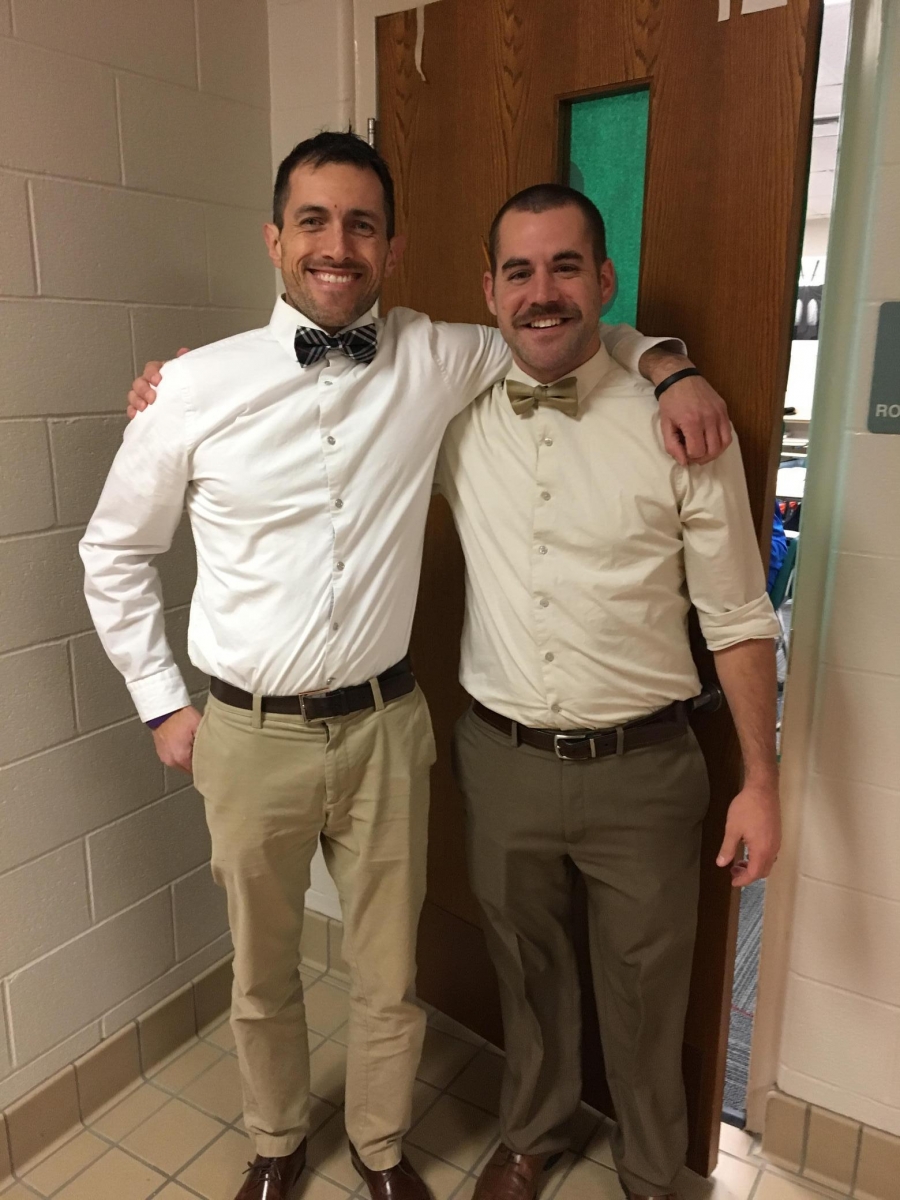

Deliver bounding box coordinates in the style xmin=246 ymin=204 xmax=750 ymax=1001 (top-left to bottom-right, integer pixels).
xmin=12 ymin=0 xmax=197 ymax=88
xmin=198 ymin=307 xmax=273 ymax=346
xmin=0 ymin=1024 xmax=101 ymax=1110
xmin=0 ymin=300 xmax=133 ymax=418
xmin=267 ymin=0 xmax=342 ymax=113
xmin=0 ymin=173 xmax=36 ymax=297
xmin=824 ymin=553 xmax=900 ymax=676
xmin=0 ymin=1012 xmax=10 ymax=1080
xmin=0 ymin=421 xmax=54 ymax=536
xmin=0 ymin=642 xmax=76 ymax=766
xmin=118 ymin=74 xmax=271 ymax=210
xmin=884 ymin=22 xmax=900 ymax=165
xmin=70 ymin=605 xmax=205 ymax=735
xmin=791 ymin=876 xmax=900 ymax=1007
xmin=197 ymin=0 xmax=270 ymax=109
xmin=0 ymin=844 xmax=90 ymax=976
xmin=867 ymin=165 xmax=900 ymax=301
xmin=205 ymin=205 xmax=274 ymax=309
xmin=88 ymin=789 xmax=211 ymax=920
xmin=48 ymin=415 xmax=127 ymax=527
xmin=0 ymin=718 xmax=164 ymax=874
xmin=836 ymin=434 xmax=900 ymax=554
xmin=173 ymin=864 xmax=229 ymax=960
xmin=781 ymin=975 xmax=897 ymax=1103
xmin=271 ymin=101 xmax=340 ymax=165
xmin=0 ymin=530 xmax=89 ymax=653
xmin=7 ymin=890 xmax=175 ymax=1065
xmin=130 ymin=307 xmax=203 ymax=377
xmin=800 ymin=775 xmax=900 ymax=902
xmin=0 ymin=0 xmax=10 ymax=36
xmin=0 ymin=41 xmax=119 ymax=184
xmin=811 ymin=667 xmax=900 ymax=793
xmin=31 ymin=178 xmax=207 ymax=305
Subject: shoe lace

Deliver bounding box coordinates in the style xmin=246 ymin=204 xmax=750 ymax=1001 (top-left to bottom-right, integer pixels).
xmin=245 ymin=1157 xmax=285 ymax=1183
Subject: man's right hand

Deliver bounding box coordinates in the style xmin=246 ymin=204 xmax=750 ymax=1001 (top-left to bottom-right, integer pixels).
xmin=151 ymin=705 xmax=203 ymax=773
xmin=127 ymin=347 xmax=191 ymax=419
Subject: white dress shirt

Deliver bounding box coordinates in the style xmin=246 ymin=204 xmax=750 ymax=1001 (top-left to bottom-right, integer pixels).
xmin=81 ymin=299 xmax=670 ymax=721
xmin=435 ymin=343 xmax=780 ymax=729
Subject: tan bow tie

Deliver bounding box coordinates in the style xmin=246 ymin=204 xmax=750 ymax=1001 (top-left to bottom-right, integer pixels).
xmin=506 ymin=376 xmax=579 ymax=418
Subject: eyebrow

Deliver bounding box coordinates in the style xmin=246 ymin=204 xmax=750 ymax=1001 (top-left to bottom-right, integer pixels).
xmin=291 ymin=204 xmax=382 ymax=224
xmin=500 ymin=249 xmax=586 ymax=272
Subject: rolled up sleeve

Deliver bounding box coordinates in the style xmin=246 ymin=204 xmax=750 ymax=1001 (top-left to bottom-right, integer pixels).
xmin=678 ymin=433 xmax=780 ymax=651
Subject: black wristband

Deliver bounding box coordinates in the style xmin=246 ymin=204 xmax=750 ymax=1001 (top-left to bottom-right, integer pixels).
xmin=654 ymin=366 xmax=701 ymax=400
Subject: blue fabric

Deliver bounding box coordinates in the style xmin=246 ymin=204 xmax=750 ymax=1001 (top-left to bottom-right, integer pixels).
xmin=768 ymin=503 xmax=788 ymax=593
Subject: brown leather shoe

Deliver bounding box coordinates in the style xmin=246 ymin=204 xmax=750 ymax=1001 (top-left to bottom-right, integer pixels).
xmin=234 ymin=1138 xmax=307 ymax=1199
xmin=473 ymin=1144 xmax=563 ymax=1200
xmin=350 ymin=1143 xmax=432 ymax=1200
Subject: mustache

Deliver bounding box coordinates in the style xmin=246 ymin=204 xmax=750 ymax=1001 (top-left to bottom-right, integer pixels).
xmin=514 ymin=302 xmax=582 ymax=328
xmin=304 ymin=258 xmax=367 ymax=274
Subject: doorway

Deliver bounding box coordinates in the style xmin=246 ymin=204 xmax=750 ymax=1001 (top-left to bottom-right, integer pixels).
xmin=375 ymin=0 xmax=822 ymax=1175
xmin=721 ymin=0 xmax=852 ymax=1129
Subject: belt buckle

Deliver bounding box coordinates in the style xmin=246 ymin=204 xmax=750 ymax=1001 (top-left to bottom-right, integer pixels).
xmin=298 ymin=689 xmax=329 ymax=723
xmin=553 ymin=733 xmax=596 ymax=762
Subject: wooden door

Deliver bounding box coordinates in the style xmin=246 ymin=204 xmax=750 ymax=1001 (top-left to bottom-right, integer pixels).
xmin=377 ymin=0 xmax=821 ymax=1174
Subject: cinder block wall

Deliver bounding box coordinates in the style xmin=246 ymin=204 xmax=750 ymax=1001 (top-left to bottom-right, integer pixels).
xmin=0 ymin=0 xmax=273 ymax=1110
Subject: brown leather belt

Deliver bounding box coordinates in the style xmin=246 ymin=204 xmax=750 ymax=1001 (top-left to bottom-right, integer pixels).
xmin=210 ymin=656 xmax=415 ymax=722
xmin=472 ymin=698 xmax=693 ymax=762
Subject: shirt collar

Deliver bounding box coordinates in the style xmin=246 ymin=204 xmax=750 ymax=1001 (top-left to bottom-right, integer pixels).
xmin=268 ymin=295 xmax=377 ymax=360
xmin=504 ymin=340 xmax=613 ymax=398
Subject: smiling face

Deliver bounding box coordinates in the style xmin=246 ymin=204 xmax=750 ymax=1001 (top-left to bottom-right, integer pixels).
xmin=263 ymin=160 xmax=403 ymax=333
xmin=484 ymin=204 xmax=616 ymax=382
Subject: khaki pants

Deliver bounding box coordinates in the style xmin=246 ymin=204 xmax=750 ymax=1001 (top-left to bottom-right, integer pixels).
xmin=192 ymin=685 xmax=435 ymax=1169
xmin=453 ymin=706 xmax=710 ymax=1196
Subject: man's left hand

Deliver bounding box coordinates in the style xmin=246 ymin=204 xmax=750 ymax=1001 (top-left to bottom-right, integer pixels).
xmin=638 ymin=347 xmax=733 ymax=466
xmin=716 ymin=779 xmax=782 ymax=887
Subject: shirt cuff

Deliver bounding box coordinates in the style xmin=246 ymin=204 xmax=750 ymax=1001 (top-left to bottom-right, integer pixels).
xmin=128 ymin=667 xmax=192 ymax=723
xmin=698 ymin=593 xmax=781 ymax=652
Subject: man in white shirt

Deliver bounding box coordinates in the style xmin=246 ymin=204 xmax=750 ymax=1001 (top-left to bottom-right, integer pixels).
xmin=86 ymin=133 xmax=731 ymax=1200
xmin=437 ymin=186 xmax=781 ymax=1200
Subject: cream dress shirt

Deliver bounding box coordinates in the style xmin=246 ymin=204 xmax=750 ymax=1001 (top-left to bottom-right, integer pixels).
xmin=435 ymin=343 xmax=780 ymax=729
xmin=80 ymin=299 xmax=668 ymax=721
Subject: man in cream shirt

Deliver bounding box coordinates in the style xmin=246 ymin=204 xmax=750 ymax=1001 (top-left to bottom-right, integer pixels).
xmin=86 ymin=134 xmax=728 ymax=1200
xmin=437 ymin=186 xmax=781 ymax=1200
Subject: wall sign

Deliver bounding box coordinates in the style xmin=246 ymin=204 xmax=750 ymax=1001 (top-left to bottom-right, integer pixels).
xmin=868 ymin=302 xmax=900 ymax=434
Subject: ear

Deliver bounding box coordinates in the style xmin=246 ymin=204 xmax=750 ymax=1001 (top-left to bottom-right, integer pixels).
xmin=384 ymin=232 xmax=407 ymax=279
xmin=483 ymin=269 xmax=498 ymax=317
xmin=598 ymin=259 xmax=617 ymax=311
xmin=263 ymin=222 xmax=283 ymax=270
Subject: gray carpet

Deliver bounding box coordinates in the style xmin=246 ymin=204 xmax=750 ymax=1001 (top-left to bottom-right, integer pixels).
xmin=723 ymin=877 xmax=766 ymax=1125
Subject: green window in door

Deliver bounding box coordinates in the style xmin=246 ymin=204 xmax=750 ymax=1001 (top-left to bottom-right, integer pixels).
xmin=565 ymin=86 xmax=650 ymax=327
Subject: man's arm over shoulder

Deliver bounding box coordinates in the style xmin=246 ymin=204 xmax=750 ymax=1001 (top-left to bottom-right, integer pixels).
xmin=601 ymin=322 xmax=732 ymax=466
xmin=80 ymin=361 xmax=193 ymax=724
xmin=428 ymin=322 xmax=512 ymax=415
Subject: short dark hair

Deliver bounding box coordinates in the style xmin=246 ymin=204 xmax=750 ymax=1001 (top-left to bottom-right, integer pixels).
xmin=272 ymin=130 xmax=396 ymax=238
xmin=488 ymin=184 xmax=608 ymax=274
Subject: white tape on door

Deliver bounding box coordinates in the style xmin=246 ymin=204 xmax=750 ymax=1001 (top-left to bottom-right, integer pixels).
xmin=719 ymin=0 xmax=731 ymax=19
xmin=741 ymin=0 xmax=788 ymax=13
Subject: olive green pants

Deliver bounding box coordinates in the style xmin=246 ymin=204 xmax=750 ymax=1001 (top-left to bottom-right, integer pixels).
xmin=453 ymin=706 xmax=710 ymax=1196
xmin=192 ymin=686 xmax=435 ymax=1169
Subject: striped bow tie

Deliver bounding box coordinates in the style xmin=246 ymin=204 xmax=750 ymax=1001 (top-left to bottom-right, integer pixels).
xmin=294 ymin=324 xmax=378 ymax=368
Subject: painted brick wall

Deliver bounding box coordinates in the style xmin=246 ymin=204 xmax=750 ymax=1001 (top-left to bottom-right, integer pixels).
xmin=0 ymin=0 xmax=273 ymax=1109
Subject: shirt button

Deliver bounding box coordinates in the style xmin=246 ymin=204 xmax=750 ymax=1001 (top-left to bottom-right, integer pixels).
xmin=541 ymin=491 xmax=551 ymax=501
xmin=545 ymin=652 xmax=554 ymax=663
xmin=332 ymin=622 xmax=340 ymax=631
xmin=326 ymin=676 xmax=335 ymax=685
xmin=539 ymin=598 xmax=549 ymax=608
xmin=327 ymin=435 xmax=336 ymax=445
xmin=323 ymin=379 xmax=334 ymax=386
xmin=336 ymin=561 xmax=345 ymax=571
xmin=334 ymin=498 xmax=343 ymax=509
xmin=538 ymin=545 xmax=548 ymax=555
xmin=551 ymin=703 xmax=561 ymax=714
xmin=543 ymin=436 xmax=553 ymax=446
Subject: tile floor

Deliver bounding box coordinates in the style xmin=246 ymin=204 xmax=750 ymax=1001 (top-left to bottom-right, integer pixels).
xmin=0 ymin=966 xmax=857 ymax=1200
